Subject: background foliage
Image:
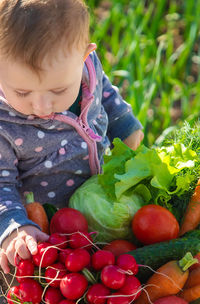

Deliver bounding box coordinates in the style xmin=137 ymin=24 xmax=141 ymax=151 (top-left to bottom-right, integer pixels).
xmin=87 ymin=0 xmax=200 ymax=146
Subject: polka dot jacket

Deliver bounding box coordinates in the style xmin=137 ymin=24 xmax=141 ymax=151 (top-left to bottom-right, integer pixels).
xmin=0 ymin=52 xmax=142 ymax=245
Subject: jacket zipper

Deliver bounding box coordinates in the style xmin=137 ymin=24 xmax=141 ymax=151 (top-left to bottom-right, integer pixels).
xmin=53 ymin=114 xmax=101 ymax=175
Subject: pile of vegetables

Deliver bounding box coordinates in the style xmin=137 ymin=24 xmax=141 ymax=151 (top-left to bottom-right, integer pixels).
xmin=5 ymin=208 xmax=144 ymax=304
xmin=5 ymin=204 xmax=200 ymax=304
xmin=4 ymin=120 xmax=200 ymax=303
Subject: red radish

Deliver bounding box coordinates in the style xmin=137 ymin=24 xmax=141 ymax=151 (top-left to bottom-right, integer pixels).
xmin=119 ymin=275 xmax=141 ymax=301
xmin=7 ymin=286 xmax=21 ymax=304
xmin=58 ymin=248 xmax=73 ymax=264
xmin=65 ymin=248 xmax=91 ymax=272
xmin=153 ymin=295 xmax=188 ymax=303
xmin=59 ymin=300 xmax=76 ymax=304
xmin=107 ymin=292 xmax=131 ymax=304
xmin=32 ymin=242 xmax=58 ymax=267
xmin=86 ymin=283 xmax=110 ymax=304
xmin=14 ymin=254 xmax=22 ymax=267
xmin=92 ymin=250 xmax=115 ymax=271
xmin=60 ymin=272 xmax=88 ymax=300
xmin=16 ymin=259 xmax=35 ymax=283
xmin=19 ymin=278 xmax=43 ymax=303
xmin=50 ymin=207 xmax=88 ymax=234
xmin=45 ymin=262 xmax=67 ymax=288
xmin=101 ymin=265 xmax=126 ymax=289
xmin=69 ymin=231 xmax=93 ymax=249
xmin=49 ymin=233 xmax=68 ymax=249
xmin=116 ymin=254 xmax=138 ymax=275
xmin=44 ymin=287 xmax=64 ymax=304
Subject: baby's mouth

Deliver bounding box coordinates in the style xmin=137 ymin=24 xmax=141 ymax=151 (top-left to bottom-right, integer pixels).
xmin=36 ymin=112 xmax=55 ymax=119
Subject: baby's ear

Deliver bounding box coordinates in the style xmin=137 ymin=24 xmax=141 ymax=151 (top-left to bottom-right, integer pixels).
xmin=84 ymin=43 xmax=97 ymax=61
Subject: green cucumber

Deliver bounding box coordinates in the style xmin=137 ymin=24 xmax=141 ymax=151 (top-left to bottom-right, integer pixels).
xmin=42 ymin=203 xmax=58 ymax=223
xmin=184 ymin=229 xmax=200 ymax=238
xmin=128 ymin=233 xmax=200 ymax=282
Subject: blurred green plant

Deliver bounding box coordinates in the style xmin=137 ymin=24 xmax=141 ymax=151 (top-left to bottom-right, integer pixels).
xmin=87 ymin=0 xmax=200 ymax=146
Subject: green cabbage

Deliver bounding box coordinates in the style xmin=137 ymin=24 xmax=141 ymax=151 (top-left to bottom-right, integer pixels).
xmin=69 ymin=175 xmax=145 ymax=242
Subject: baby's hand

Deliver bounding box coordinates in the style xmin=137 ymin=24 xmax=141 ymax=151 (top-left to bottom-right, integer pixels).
xmin=0 ymin=225 xmax=49 ymax=273
xmin=123 ymin=129 xmax=144 ymax=151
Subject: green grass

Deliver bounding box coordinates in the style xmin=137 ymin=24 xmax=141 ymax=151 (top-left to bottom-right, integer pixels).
xmin=87 ymin=0 xmax=200 ymax=146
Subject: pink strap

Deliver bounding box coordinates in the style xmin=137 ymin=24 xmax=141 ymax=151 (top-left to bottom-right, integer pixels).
xmin=84 ymin=55 xmax=96 ymax=94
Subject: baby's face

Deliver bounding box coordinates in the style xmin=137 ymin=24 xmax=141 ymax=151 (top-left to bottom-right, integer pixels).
xmin=0 ymin=48 xmax=85 ymax=117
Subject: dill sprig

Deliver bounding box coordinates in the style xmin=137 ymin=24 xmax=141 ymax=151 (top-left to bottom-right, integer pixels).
xmin=154 ymin=119 xmax=200 ymax=223
xmin=155 ymin=120 xmax=200 ymax=156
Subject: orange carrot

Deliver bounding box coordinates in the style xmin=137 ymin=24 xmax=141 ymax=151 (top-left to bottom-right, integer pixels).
xmin=135 ymin=253 xmax=197 ymax=304
xmin=179 ymin=179 xmax=200 ymax=236
xmin=184 ymin=267 xmax=200 ymax=288
xmin=179 ymin=284 xmax=200 ymax=302
xmin=25 ymin=192 xmax=49 ymax=234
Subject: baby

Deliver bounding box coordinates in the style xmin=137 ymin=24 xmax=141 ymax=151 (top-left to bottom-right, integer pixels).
xmin=0 ymin=0 xmax=143 ymax=273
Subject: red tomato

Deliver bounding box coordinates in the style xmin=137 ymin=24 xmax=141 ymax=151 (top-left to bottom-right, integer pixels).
xmin=132 ymin=204 xmax=180 ymax=245
xmin=102 ymin=240 xmax=136 ymax=257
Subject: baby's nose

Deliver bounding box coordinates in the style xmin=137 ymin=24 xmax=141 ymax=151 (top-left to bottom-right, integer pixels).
xmin=33 ymin=96 xmax=53 ymax=111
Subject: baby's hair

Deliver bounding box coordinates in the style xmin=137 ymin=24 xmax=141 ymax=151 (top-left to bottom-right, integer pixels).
xmin=0 ymin=0 xmax=90 ymax=71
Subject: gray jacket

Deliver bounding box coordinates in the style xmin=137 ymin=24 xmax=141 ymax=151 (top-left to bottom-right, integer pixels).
xmin=0 ymin=52 xmax=142 ymax=245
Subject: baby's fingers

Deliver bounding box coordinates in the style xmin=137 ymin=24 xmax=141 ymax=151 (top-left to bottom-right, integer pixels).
xmin=6 ymin=238 xmax=31 ymax=266
xmin=15 ymin=238 xmax=32 ymax=261
xmin=25 ymin=235 xmax=38 ymax=256
xmin=25 ymin=231 xmax=48 ymax=255
xmin=0 ymin=249 xmax=10 ymax=274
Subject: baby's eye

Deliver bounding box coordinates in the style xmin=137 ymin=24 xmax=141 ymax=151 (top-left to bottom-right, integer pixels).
xmin=15 ymin=91 xmax=30 ymax=98
xmin=51 ymin=88 xmax=67 ymax=95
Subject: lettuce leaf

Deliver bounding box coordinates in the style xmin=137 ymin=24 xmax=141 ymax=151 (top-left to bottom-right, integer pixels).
xmin=98 ymin=139 xmax=136 ymax=200
xmin=98 ymin=138 xmax=198 ymax=209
